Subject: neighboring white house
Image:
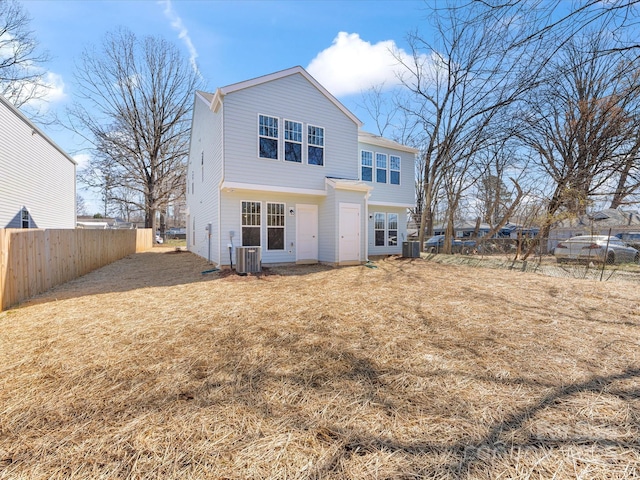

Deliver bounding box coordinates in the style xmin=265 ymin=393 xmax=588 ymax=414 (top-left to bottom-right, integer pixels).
xmin=0 ymin=95 xmax=76 ymax=229
xmin=186 ymin=66 xmax=416 ymax=266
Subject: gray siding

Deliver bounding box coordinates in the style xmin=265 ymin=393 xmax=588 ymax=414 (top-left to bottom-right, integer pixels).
xmin=0 ymin=97 xmax=75 ymax=229
xmin=219 ymin=189 xmax=326 ymax=265
xmin=359 ymin=141 xmax=416 ymax=206
xmin=223 ymin=73 xmax=359 ymax=190
xmin=187 ymin=94 xmax=223 ymax=264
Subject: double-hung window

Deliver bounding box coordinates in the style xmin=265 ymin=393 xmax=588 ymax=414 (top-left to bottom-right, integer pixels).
xmin=308 ymin=125 xmax=324 ymax=166
xmin=387 ymin=213 xmax=398 ymax=246
xmin=374 ymin=213 xmax=386 ymax=246
xmin=267 ymin=203 xmax=285 ymax=250
xmin=241 ymin=201 xmax=261 ymax=246
xmin=374 ymin=212 xmax=398 ymax=247
xmin=361 ymin=150 xmax=373 ymax=181
xmin=284 ymin=120 xmax=302 ymax=163
xmin=376 ymin=153 xmax=387 ymax=183
xmin=390 ymin=155 xmax=401 ymax=185
xmin=259 ymin=115 xmax=278 ymax=159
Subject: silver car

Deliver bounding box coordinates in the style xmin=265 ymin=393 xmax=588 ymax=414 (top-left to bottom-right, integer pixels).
xmin=554 ymin=235 xmax=640 ymax=264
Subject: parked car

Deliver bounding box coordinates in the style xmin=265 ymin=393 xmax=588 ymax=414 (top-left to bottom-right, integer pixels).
xmin=554 ymin=235 xmax=639 ymax=264
xmin=155 ymin=233 xmax=164 ymax=244
xmin=424 ymin=235 xmax=476 ymax=254
xmin=616 ymin=232 xmax=640 ymax=250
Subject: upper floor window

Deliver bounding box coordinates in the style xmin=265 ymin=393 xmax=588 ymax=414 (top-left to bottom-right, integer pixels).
xmin=284 ymin=120 xmax=302 ymax=163
xmin=308 ymin=125 xmax=324 ymax=166
xmin=361 ymin=150 xmax=373 ymax=182
xmin=376 ymin=153 xmax=387 ymax=183
xmin=241 ymin=201 xmax=261 ymax=246
xmin=259 ymin=115 xmax=278 ymax=160
xmin=267 ymin=202 xmax=285 ymax=250
xmin=390 ymin=155 xmax=401 ymax=185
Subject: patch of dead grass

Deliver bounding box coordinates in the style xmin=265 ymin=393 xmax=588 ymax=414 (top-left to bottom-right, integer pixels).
xmin=1 ymin=249 xmax=639 ymax=479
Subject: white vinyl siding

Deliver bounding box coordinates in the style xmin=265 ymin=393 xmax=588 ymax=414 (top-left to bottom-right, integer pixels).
xmin=359 ymin=140 xmax=416 ymax=206
xmin=223 ymin=73 xmax=358 ymax=190
xmin=0 ymin=97 xmax=75 ymax=229
xmin=186 ymin=92 xmax=223 ymax=264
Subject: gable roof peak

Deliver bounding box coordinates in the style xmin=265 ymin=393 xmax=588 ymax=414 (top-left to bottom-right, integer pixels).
xmin=204 ymin=66 xmax=362 ymax=126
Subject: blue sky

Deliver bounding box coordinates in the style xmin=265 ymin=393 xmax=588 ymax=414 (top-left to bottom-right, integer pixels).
xmin=21 ymin=0 xmax=429 ymax=213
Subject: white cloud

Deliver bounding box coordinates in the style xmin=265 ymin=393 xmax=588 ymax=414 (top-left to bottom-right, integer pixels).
xmin=73 ymin=153 xmax=91 ymax=170
xmin=158 ymin=0 xmax=201 ymax=77
xmin=307 ymin=32 xmax=414 ymax=97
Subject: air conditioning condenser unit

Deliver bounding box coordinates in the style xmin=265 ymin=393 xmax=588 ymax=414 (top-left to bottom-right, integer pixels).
xmin=235 ymin=246 xmax=262 ymax=273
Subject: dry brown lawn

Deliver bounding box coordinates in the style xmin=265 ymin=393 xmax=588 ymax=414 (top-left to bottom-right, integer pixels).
xmin=1 ymin=248 xmax=639 ymax=479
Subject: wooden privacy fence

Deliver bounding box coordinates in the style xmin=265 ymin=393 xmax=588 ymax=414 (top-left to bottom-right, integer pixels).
xmin=0 ymin=228 xmax=153 ymax=311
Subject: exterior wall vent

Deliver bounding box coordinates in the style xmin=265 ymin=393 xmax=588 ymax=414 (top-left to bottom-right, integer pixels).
xmin=235 ymin=246 xmax=262 ymax=273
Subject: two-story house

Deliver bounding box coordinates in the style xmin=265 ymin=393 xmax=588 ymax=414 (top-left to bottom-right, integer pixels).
xmin=0 ymin=95 xmax=76 ymax=229
xmin=186 ymin=66 xmax=416 ymax=266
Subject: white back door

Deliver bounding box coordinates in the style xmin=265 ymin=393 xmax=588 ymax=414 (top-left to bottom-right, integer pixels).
xmin=339 ymin=203 xmax=361 ymax=263
xmin=296 ymin=204 xmax=318 ymax=263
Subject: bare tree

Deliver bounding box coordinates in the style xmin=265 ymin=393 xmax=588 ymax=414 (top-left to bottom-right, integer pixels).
xmin=396 ymin=1 xmax=543 ymax=252
xmin=76 ymin=193 xmax=87 ymax=216
xmin=518 ymin=31 xmax=640 ymax=248
xmin=68 ymin=28 xmax=203 ymax=234
xmin=0 ymin=0 xmax=50 ymax=108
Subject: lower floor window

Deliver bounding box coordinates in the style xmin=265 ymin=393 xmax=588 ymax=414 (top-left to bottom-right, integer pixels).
xmin=242 ymin=201 xmax=261 ymax=246
xmin=267 ymin=202 xmax=285 ymax=250
xmin=388 ymin=213 xmax=398 ymax=246
xmin=374 ymin=213 xmax=386 ymax=246
xmin=374 ymin=212 xmax=399 ymax=247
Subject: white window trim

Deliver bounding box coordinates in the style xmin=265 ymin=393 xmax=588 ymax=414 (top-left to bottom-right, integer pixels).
xmin=241 ymin=200 xmax=262 ymax=247
xmin=266 ymin=202 xmax=286 ymax=251
xmin=390 ymin=155 xmax=401 ymax=186
xmin=307 ymin=124 xmax=325 ymax=167
xmin=375 ymin=152 xmax=388 ymax=184
xmin=361 ymin=150 xmax=373 ymax=182
xmin=374 ymin=212 xmax=385 ymax=247
xmin=284 ymin=119 xmax=303 ymax=164
xmin=21 ymin=207 xmax=30 ymax=229
xmin=373 ymin=212 xmax=399 ymax=247
xmin=258 ymin=114 xmax=280 ymax=161
xmin=387 ymin=212 xmax=399 ymax=246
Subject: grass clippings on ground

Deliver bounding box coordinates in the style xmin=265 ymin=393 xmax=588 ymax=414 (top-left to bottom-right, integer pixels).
xmin=1 ymin=248 xmax=639 ymax=479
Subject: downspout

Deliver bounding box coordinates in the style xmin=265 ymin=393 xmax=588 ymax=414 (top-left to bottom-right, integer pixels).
xmin=365 ymin=190 xmax=370 ymax=262
xmin=217 ymin=99 xmax=225 ymax=267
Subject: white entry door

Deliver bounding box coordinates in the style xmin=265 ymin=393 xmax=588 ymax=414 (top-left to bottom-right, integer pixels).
xmin=296 ymin=204 xmax=318 ymax=263
xmin=339 ymin=203 xmax=361 ymax=263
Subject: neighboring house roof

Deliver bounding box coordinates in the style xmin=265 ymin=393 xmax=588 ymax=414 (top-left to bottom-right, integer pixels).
xmin=358 ymin=131 xmax=419 ymax=154
xmin=553 ymin=208 xmax=640 ymax=229
xmin=197 ymin=66 xmax=363 ymax=127
xmin=0 ymin=94 xmax=76 ymax=166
